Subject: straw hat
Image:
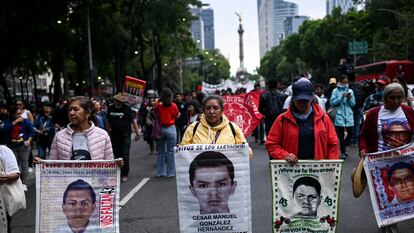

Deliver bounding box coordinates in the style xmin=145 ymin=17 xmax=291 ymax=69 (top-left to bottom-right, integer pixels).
xmin=329 ymin=78 xmax=337 ymax=85
xmin=351 ymin=157 xmax=367 ymax=198
xmin=113 ymin=92 xmax=127 ymax=103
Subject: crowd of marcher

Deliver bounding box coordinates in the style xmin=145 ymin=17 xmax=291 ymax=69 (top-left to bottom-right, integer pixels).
xmin=1 ymin=57 xmax=414 ymax=233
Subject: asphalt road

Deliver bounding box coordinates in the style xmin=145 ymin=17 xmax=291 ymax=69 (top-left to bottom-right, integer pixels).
xmin=11 ymin=136 xmax=414 ymax=233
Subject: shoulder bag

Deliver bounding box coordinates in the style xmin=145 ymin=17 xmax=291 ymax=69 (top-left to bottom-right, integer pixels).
xmin=0 ymin=161 xmax=26 ymax=216
xmin=151 ymin=106 xmax=163 ymax=140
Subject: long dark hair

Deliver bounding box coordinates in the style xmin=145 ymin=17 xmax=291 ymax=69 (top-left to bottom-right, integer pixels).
xmin=160 ymin=88 xmax=173 ymax=107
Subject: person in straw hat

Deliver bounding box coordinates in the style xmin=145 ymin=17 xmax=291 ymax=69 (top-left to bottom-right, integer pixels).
xmin=106 ymin=92 xmax=140 ymax=183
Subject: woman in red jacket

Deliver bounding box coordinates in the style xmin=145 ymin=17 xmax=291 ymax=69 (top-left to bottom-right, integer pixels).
xmin=266 ymin=79 xmax=339 ymax=164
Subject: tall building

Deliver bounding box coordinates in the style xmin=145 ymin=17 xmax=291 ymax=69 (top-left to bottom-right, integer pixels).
xmin=284 ymin=15 xmax=309 ymax=37
xmin=190 ymin=7 xmax=215 ymax=50
xmin=258 ymin=0 xmax=298 ymax=58
xmin=326 ymin=0 xmax=357 ymax=15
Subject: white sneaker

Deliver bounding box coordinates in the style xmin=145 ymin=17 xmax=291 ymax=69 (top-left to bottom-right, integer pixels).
xmin=22 ymin=184 xmax=28 ymax=192
xmin=28 ymin=167 xmax=33 ymax=173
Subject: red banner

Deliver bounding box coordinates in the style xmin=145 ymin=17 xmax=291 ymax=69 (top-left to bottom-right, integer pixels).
xmin=223 ymin=91 xmax=263 ymax=137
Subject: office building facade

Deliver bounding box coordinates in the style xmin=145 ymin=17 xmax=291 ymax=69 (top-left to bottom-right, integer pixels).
xmin=284 ymin=15 xmax=309 ymax=37
xmin=190 ymin=7 xmax=215 ymax=50
xmin=326 ymin=0 xmax=357 ymax=15
xmin=258 ymin=0 xmax=298 ymax=58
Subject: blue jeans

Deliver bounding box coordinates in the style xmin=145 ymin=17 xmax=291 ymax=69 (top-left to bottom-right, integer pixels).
xmin=156 ymin=125 xmax=177 ymax=177
xmin=37 ymin=144 xmax=50 ymax=159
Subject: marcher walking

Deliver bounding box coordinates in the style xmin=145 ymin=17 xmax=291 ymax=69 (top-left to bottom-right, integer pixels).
xmin=180 ymin=94 xmax=252 ymax=158
xmin=106 ymin=93 xmax=139 ymax=182
xmin=329 ymin=74 xmax=356 ymax=159
xmin=266 ymin=79 xmax=338 ymax=163
xmin=4 ymin=106 xmax=35 ymax=189
xmin=359 ymin=83 xmax=414 ymax=233
xmin=154 ymin=88 xmax=180 ymax=177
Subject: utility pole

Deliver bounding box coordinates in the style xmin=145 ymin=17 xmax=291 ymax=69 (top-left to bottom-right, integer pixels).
xmin=87 ymin=8 xmax=94 ymax=97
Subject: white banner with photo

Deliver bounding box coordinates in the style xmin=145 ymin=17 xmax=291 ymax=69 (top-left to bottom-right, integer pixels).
xmin=175 ymin=144 xmax=252 ymax=233
xmin=270 ymin=160 xmax=343 ymax=233
xmin=364 ymin=143 xmax=414 ymax=227
xmin=35 ymin=160 xmax=120 ymax=233
xmin=0 ymin=192 xmax=7 ymax=232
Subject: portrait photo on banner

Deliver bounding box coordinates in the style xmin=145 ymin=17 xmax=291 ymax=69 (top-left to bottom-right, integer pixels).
xmin=270 ymin=161 xmax=342 ymax=233
xmin=371 ymin=160 xmax=414 ymax=209
xmin=175 ymin=144 xmax=252 ymax=233
xmin=36 ymin=161 xmax=119 ymax=233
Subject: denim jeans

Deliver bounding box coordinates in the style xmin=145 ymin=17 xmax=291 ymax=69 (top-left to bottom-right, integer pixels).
xmin=37 ymin=144 xmax=51 ymax=159
xmin=11 ymin=144 xmax=30 ymax=184
xmin=156 ymin=125 xmax=177 ymax=177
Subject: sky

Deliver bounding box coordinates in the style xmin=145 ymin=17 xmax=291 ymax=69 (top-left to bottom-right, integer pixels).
xmin=202 ymin=0 xmax=326 ymax=75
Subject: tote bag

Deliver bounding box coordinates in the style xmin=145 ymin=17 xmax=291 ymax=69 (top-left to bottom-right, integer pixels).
xmin=0 ymin=161 xmax=26 ymax=216
xmin=151 ymin=107 xmax=163 ymax=140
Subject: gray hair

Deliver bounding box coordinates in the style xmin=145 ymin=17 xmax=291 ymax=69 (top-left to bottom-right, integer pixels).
xmin=383 ymin=83 xmax=405 ymax=100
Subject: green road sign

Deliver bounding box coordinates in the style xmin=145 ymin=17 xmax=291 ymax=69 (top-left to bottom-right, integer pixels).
xmin=348 ymin=41 xmax=368 ymax=55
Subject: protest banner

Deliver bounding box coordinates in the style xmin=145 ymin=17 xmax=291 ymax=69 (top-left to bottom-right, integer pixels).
xmin=270 ymin=160 xmax=343 ymax=233
xmin=364 ymin=142 xmax=414 ymax=227
xmin=35 ymin=160 xmax=120 ymax=233
xmin=223 ymin=92 xmax=263 ymax=137
xmin=175 ymin=144 xmax=252 ymax=233
xmin=0 ymin=192 xmax=7 ymax=232
xmin=123 ymin=76 xmax=146 ymax=111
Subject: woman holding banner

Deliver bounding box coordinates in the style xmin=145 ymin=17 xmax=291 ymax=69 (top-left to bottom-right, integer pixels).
xmin=358 ymin=83 xmax=414 ymax=233
xmin=41 ymin=97 xmax=121 ymax=165
xmin=266 ymin=78 xmax=339 ymax=164
xmin=180 ymin=95 xmax=252 ymax=158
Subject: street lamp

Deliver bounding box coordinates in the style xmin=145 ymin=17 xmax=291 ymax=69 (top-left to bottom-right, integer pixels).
xmin=377 ymin=8 xmax=409 ymax=59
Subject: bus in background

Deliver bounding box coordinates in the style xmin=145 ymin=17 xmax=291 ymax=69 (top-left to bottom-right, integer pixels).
xmin=355 ymin=60 xmax=414 ymax=83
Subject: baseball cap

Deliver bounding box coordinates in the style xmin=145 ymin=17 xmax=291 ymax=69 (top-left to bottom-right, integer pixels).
xmin=377 ymin=75 xmax=390 ymax=85
xmin=329 ymin=78 xmax=337 ymax=85
xmin=292 ymin=78 xmax=314 ymax=101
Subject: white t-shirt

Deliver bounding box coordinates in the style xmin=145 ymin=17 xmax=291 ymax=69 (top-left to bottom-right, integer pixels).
xmin=0 ymin=145 xmax=20 ymax=175
xmin=377 ymin=106 xmax=412 ymax=151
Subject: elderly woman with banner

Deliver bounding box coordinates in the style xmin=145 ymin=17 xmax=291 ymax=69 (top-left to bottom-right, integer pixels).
xmin=180 ymin=94 xmax=252 ymax=158
xmin=266 ymin=78 xmax=339 ymax=163
xmin=358 ymin=83 xmax=414 ymax=233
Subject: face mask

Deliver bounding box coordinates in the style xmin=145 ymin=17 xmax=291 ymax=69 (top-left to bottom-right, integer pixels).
xmin=338 ymin=83 xmax=349 ymax=89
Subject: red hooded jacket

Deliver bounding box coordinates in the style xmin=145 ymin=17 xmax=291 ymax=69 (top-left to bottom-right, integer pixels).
xmin=266 ymin=103 xmax=339 ymax=160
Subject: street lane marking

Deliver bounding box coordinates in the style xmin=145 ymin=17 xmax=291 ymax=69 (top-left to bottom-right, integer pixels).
xmin=119 ymin=177 xmax=150 ymax=209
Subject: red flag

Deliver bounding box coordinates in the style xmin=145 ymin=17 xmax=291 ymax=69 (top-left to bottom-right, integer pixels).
xmin=223 ymin=91 xmax=263 ymax=137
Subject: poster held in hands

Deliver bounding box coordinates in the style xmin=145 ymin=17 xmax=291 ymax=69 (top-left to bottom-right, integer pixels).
xmin=175 ymin=144 xmax=252 ymax=233
xmin=270 ymin=160 xmax=343 ymax=233
xmin=123 ymin=76 xmax=146 ymax=111
xmin=364 ymin=143 xmax=414 ymax=227
xmin=36 ymin=160 xmax=120 ymax=233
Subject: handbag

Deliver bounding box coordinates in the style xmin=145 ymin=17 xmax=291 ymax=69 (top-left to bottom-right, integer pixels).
xmin=151 ymin=107 xmax=163 ymax=140
xmin=327 ymin=106 xmax=338 ymax=122
xmin=0 ymin=161 xmax=26 ymax=216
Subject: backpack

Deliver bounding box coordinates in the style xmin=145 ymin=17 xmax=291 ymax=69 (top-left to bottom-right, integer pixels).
xmin=262 ymin=90 xmax=287 ymax=120
xmin=192 ymin=121 xmax=236 ymax=139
